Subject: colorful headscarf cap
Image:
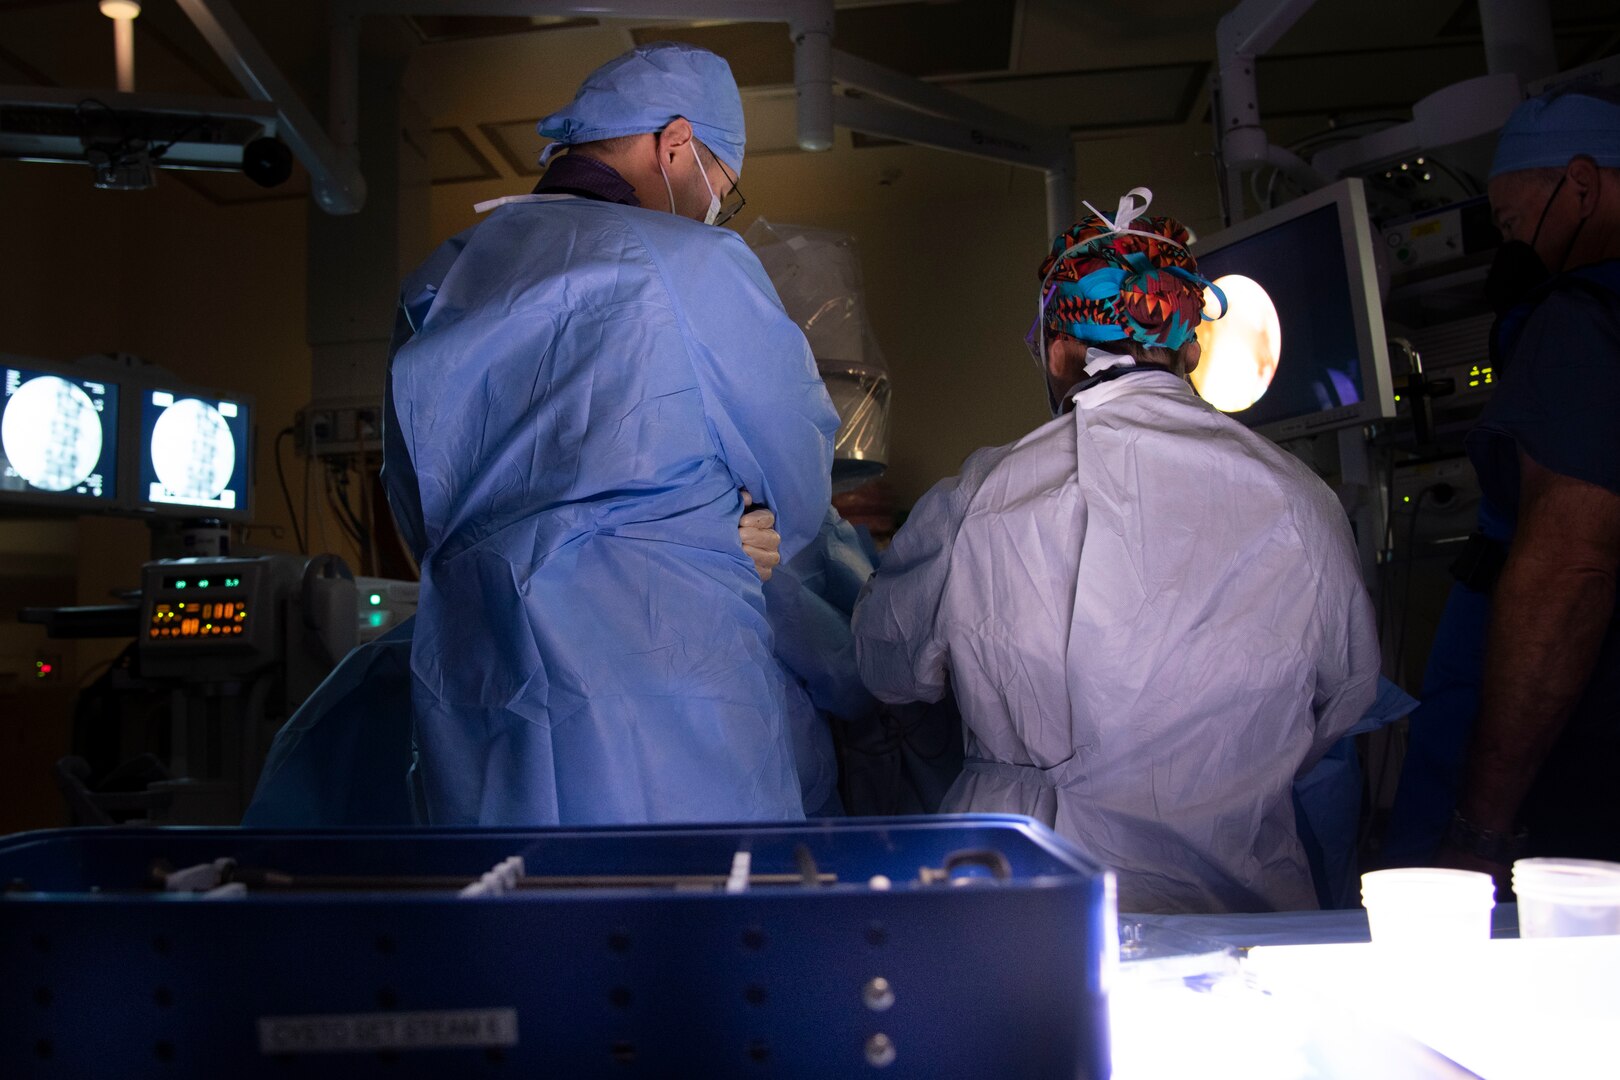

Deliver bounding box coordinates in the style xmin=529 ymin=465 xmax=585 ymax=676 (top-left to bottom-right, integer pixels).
xmin=1038 ymin=189 xmax=1223 ymax=351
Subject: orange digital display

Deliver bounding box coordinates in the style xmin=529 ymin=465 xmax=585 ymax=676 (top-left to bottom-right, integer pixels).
xmin=148 ymin=599 xmax=249 ymax=639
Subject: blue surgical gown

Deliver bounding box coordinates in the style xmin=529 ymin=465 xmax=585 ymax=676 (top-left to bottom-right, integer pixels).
xmin=387 ymin=194 xmax=839 ymax=826
xmin=245 ymin=510 xmax=876 ymax=827
xmin=243 ymin=621 xmax=420 ymax=827
xmin=764 ymin=508 xmax=879 ymax=816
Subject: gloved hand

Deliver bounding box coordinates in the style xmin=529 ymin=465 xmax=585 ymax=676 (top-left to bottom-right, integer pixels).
xmin=739 ymin=490 xmax=781 ymax=582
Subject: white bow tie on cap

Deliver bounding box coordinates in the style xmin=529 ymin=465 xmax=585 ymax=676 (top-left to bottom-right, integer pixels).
xmin=1079 ymin=187 xmax=1180 ymax=251
xmin=1084 ymin=186 xmax=1154 ymax=232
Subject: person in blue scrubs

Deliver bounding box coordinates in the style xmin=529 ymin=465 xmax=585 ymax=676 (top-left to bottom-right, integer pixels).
xmin=384 ymin=42 xmax=839 ymax=826
xmin=1386 ymin=90 xmax=1620 ymax=869
xmin=1432 ymin=89 xmax=1620 ymax=873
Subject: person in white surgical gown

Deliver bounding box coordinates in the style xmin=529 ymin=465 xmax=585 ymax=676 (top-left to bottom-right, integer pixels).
xmin=853 ymin=193 xmax=1380 ymax=913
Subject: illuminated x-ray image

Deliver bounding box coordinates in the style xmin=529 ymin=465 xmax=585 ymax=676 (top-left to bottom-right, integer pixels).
xmin=1192 ymin=274 xmax=1283 ymax=413
xmin=150 ymin=396 xmax=236 ymax=502
xmin=1 ymin=375 xmax=104 ymax=492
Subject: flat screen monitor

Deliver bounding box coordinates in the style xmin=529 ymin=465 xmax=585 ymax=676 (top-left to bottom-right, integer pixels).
xmin=1190 ymin=178 xmax=1395 ymax=441
xmin=0 ymin=360 xmax=120 ymax=507
xmin=137 ymin=387 xmax=252 ymax=519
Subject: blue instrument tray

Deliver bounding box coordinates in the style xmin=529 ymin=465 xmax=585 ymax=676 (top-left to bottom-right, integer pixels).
xmin=1 ymin=815 xmax=1112 ymax=1078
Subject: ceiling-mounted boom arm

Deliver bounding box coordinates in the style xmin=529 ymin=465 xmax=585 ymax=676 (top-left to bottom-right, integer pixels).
xmin=174 ymin=0 xmax=366 ymax=214
xmin=828 ymin=48 xmax=1073 ymax=234
xmin=1214 ymin=0 xmax=1326 ymax=222
xmin=1215 ymin=0 xmax=1560 ymax=222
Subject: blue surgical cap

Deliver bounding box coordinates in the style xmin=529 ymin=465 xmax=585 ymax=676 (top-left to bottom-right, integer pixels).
xmin=537 ymin=41 xmax=746 ymax=174
xmin=1490 ymin=87 xmax=1620 ymax=179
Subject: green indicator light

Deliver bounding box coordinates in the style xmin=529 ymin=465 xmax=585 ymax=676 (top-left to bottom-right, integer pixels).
xmin=198 ymin=580 xmax=209 ymax=588
xmin=368 ymin=612 xmax=387 ymax=628
xmin=176 ymin=581 xmax=187 ymax=589
xmin=369 ymin=593 xmax=383 ymax=606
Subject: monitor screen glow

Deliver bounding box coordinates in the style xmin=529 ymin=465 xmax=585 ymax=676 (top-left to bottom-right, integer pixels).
xmin=139 ymin=389 xmax=250 ymax=513
xmin=1188 ymin=180 xmax=1392 ymax=441
xmin=0 ymin=365 xmax=119 ymax=501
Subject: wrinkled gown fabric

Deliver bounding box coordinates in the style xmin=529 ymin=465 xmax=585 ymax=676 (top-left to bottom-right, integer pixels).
xmin=388 ymin=194 xmax=838 ymax=826
xmin=854 ymin=368 xmax=1380 ymax=913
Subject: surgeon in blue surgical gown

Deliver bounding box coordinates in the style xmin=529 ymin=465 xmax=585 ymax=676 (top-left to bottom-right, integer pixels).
xmin=244 ymin=509 xmax=873 ymax=827
xmin=383 ymin=42 xmax=838 ymax=826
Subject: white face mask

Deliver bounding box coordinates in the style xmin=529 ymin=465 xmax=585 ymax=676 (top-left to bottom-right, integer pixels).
xmin=659 ymin=141 xmax=722 ymax=225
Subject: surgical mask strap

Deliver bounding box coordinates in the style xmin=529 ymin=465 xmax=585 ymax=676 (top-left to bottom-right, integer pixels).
xmin=1537 ymin=171 xmax=1588 ymax=278
xmin=1527 ymin=173 xmax=1567 ymax=253
xmin=690 ymin=142 xmax=722 ymax=226
xmin=657 ymin=139 xmax=723 ymax=224
xmin=657 ymin=139 xmax=678 ymax=216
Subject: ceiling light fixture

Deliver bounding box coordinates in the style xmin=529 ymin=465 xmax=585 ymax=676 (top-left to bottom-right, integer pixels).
xmin=98 ymin=1 xmax=141 ymax=93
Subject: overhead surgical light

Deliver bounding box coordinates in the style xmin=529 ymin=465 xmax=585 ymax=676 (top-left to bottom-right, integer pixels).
xmin=98 ymin=1 xmax=141 ymax=94
xmin=84 ymin=0 xmax=151 ymax=189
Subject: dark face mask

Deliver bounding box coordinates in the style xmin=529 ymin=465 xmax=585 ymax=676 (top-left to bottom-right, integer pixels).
xmin=1484 ymin=173 xmax=1575 ymax=316
xmin=1484 ymin=239 xmax=1550 ymax=315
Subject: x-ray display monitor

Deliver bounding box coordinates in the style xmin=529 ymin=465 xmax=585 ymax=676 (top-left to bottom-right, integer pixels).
xmin=138 ymin=388 xmax=251 ymax=516
xmin=1 ymin=364 xmax=119 ymax=503
xmin=1190 ymin=179 xmax=1394 ymax=441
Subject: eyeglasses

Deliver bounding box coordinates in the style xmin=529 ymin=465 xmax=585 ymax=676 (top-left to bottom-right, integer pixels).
xmin=1025 ymin=283 xmax=1057 ymax=368
xmin=706 ymin=147 xmax=747 ymax=227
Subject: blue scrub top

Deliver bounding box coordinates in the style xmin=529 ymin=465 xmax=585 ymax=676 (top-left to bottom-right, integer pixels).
xmin=1463 ymin=260 xmax=1620 ymax=858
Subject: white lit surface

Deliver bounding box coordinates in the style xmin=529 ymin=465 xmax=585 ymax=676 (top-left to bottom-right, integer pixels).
xmin=1 ymin=375 xmax=103 ymax=491
xmin=1112 ymin=918 xmax=1471 ymax=1079
xmin=149 ymin=397 xmax=235 ymax=503
xmin=1245 ymin=936 xmax=1620 ymax=1079
xmin=1192 ymin=274 xmax=1282 ymax=412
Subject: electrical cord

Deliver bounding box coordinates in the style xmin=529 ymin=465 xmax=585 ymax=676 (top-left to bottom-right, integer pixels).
xmin=322 ymin=463 xmax=363 ymax=551
xmin=1374 ymin=451 xmax=1400 ymax=653
xmin=273 ymin=427 xmax=307 ymax=554
xmin=1360 ymin=483 xmax=1435 ymax=857
xmin=1394 ymin=487 xmax=1431 ymax=688
xmin=330 ymin=461 xmax=370 ymax=556
xmin=303 ymin=438 xmax=317 ymax=554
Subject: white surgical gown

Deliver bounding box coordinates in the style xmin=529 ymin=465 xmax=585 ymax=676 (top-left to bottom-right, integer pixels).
xmin=854 ymin=368 xmax=1379 ymax=913
xmin=389 ymin=194 xmax=839 ymax=826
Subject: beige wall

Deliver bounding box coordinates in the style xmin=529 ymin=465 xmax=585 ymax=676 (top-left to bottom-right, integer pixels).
xmin=0 ymin=158 xmax=372 ymax=564
xmin=0 ymin=160 xmax=369 ymax=679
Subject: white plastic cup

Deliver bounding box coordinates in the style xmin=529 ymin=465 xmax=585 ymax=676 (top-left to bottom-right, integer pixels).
xmin=1512 ymin=858 xmax=1620 ymax=938
xmin=1361 ymin=868 xmax=1496 ymax=948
